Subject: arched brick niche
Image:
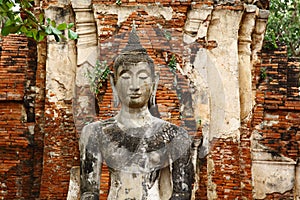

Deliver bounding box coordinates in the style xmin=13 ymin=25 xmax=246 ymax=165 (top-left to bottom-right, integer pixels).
xmin=95 ymin=11 xmax=205 ymax=198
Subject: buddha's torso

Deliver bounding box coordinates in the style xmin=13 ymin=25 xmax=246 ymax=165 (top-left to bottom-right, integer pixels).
xmin=87 ymin=117 xmax=191 ymax=200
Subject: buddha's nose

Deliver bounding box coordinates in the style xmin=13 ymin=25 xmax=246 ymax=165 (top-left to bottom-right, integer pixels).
xmin=129 ymin=77 xmax=140 ymax=91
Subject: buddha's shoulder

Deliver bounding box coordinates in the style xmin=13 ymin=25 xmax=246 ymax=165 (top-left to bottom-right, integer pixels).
xmin=147 ymin=117 xmax=190 ymax=143
xmin=152 ymin=117 xmax=186 ymax=133
xmin=81 ymin=118 xmax=117 ymax=136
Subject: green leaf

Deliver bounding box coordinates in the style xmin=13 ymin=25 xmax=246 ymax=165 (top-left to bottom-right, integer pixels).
xmin=68 ymin=29 xmax=78 ymax=40
xmin=39 ymin=13 xmax=44 ymax=24
xmin=57 ymin=22 xmax=67 ymax=31
xmin=67 ymin=23 xmax=74 ymax=29
xmin=31 ymin=28 xmax=38 ymax=40
xmin=20 ymin=25 xmax=28 ymax=33
xmin=1 ymin=26 xmax=11 ymax=36
xmin=1 ymin=24 xmax=20 ymax=35
xmin=25 ymin=30 xmax=33 ymax=37
xmin=45 ymin=26 xmax=52 ymax=34
xmin=37 ymin=30 xmax=46 ymax=42
xmin=24 ymin=9 xmax=38 ymax=23
xmin=5 ymin=1 xmax=14 ymax=9
xmin=0 ymin=1 xmax=78 ymax=42
xmin=51 ymin=20 xmax=56 ymax=27
xmin=50 ymin=26 xmax=62 ymax=35
xmin=27 ymin=17 xmax=37 ymax=28
xmin=4 ymin=18 xmax=13 ymax=26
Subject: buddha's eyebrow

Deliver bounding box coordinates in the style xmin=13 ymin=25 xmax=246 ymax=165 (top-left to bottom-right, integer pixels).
xmin=137 ymin=69 xmax=150 ymax=75
xmin=119 ymin=69 xmax=130 ymax=76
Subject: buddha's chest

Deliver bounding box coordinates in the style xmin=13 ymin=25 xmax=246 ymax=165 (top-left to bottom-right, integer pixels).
xmin=99 ymin=126 xmax=170 ymax=173
xmin=97 ymin=121 xmax=186 ymax=174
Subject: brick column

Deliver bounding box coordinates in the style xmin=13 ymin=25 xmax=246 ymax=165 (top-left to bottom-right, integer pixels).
xmin=39 ymin=2 xmax=80 ymax=199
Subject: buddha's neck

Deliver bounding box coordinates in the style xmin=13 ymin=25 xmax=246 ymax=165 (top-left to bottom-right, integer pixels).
xmin=116 ymin=106 xmax=152 ymax=129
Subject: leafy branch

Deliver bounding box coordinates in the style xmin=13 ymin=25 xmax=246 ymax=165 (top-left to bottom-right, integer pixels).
xmin=0 ymin=0 xmax=78 ymax=42
xmin=85 ymin=61 xmax=111 ymax=95
xmin=264 ymin=0 xmax=300 ymax=57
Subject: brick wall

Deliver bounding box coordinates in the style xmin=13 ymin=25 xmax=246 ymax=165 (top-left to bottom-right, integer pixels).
xmin=252 ymin=45 xmax=300 ymax=199
xmin=253 ymin=46 xmax=300 ymax=161
xmin=0 ymin=35 xmax=37 ymax=199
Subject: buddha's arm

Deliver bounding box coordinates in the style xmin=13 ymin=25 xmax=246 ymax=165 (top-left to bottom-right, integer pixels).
xmin=80 ymin=124 xmax=102 ymax=200
xmin=170 ymin=148 xmax=194 ymax=200
xmin=169 ymin=129 xmax=194 ymax=200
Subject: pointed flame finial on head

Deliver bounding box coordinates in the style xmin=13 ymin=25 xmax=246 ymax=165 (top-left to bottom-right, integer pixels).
xmin=113 ymin=20 xmax=154 ymax=79
xmin=131 ymin=20 xmax=138 ymax=31
xmin=121 ymin=20 xmax=147 ymax=54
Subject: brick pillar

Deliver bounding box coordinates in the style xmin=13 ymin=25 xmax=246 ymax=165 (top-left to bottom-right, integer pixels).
xmin=39 ymin=3 xmax=80 ymax=199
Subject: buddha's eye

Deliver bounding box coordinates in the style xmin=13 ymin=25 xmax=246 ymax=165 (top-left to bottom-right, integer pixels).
xmin=138 ymin=72 xmax=149 ymax=80
xmin=120 ymin=73 xmax=130 ymax=79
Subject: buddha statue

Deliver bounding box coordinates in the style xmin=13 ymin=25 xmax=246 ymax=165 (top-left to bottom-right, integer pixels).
xmin=79 ymin=26 xmax=194 ymax=200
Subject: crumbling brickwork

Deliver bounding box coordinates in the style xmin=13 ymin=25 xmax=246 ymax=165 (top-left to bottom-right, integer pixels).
xmin=0 ymin=35 xmax=37 ymax=199
xmin=253 ymin=46 xmax=300 ymax=161
xmin=252 ymin=45 xmax=300 ymax=199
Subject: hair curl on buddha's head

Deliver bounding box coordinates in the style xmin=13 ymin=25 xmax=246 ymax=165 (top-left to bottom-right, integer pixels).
xmin=113 ymin=26 xmax=155 ymax=80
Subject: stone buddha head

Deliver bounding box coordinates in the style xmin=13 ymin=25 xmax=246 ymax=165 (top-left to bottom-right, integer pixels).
xmin=111 ymin=26 xmax=159 ymax=111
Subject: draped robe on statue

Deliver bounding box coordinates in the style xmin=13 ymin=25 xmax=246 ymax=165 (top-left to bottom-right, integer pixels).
xmin=80 ymin=116 xmax=193 ymax=200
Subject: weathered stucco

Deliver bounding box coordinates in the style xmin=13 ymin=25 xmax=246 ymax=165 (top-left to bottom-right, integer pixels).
xmin=252 ymin=149 xmax=296 ymax=199
xmin=44 ymin=7 xmax=77 ymax=103
xmin=207 ymin=9 xmax=243 ymax=140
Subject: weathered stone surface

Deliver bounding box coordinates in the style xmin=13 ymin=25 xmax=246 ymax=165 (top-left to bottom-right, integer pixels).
xmin=79 ymin=29 xmax=194 ymax=199
xmin=251 ymin=9 xmax=269 ymax=63
xmin=72 ymin=0 xmax=98 ymax=66
xmin=72 ymin=0 xmax=99 ymax=133
xmin=207 ymin=9 xmax=243 ymax=140
xmin=67 ymin=166 xmax=80 ymax=200
xmin=252 ymin=150 xmax=296 ymax=199
xmin=238 ymin=5 xmax=258 ymax=121
xmin=46 ymin=43 xmax=76 ymax=102
xmin=184 ymin=5 xmax=213 ymax=43
xmin=39 ymin=4 xmax=80 ymax=199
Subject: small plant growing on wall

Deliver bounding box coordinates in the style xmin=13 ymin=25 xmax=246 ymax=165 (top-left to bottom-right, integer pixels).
xmin=168 ymin=54 xmax=177 ymax=74
xmin=163 ymin=30 xmax=171 ymax=41
xmin=116 ymin=0 xmax=122 ymax=5
xmin=85 ymin=61 xmax=111 ymax=95
xmin=260 ymin=67 xmax=267 ymax=80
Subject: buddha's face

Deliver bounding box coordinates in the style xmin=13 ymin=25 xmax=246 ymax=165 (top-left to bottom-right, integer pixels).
xmin=115 ymin=62 xmax=153 ymax=109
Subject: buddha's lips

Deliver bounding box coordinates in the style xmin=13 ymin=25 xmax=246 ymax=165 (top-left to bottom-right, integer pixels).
xmin=129 ymin=93 xmax=142 ymax=98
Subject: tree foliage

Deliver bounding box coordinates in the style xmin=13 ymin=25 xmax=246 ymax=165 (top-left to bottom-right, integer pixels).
xmin=264 ymin=0 xmax=300 ymax=57
xmin=0 ymin=0 xmax=78 ymax=42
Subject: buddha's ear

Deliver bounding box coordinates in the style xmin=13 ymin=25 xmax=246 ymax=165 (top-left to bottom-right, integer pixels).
xmin=150 ymin=72 xmax=159 ymax=106
xmin=110 ymin=73 xmax=119 ymax=107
